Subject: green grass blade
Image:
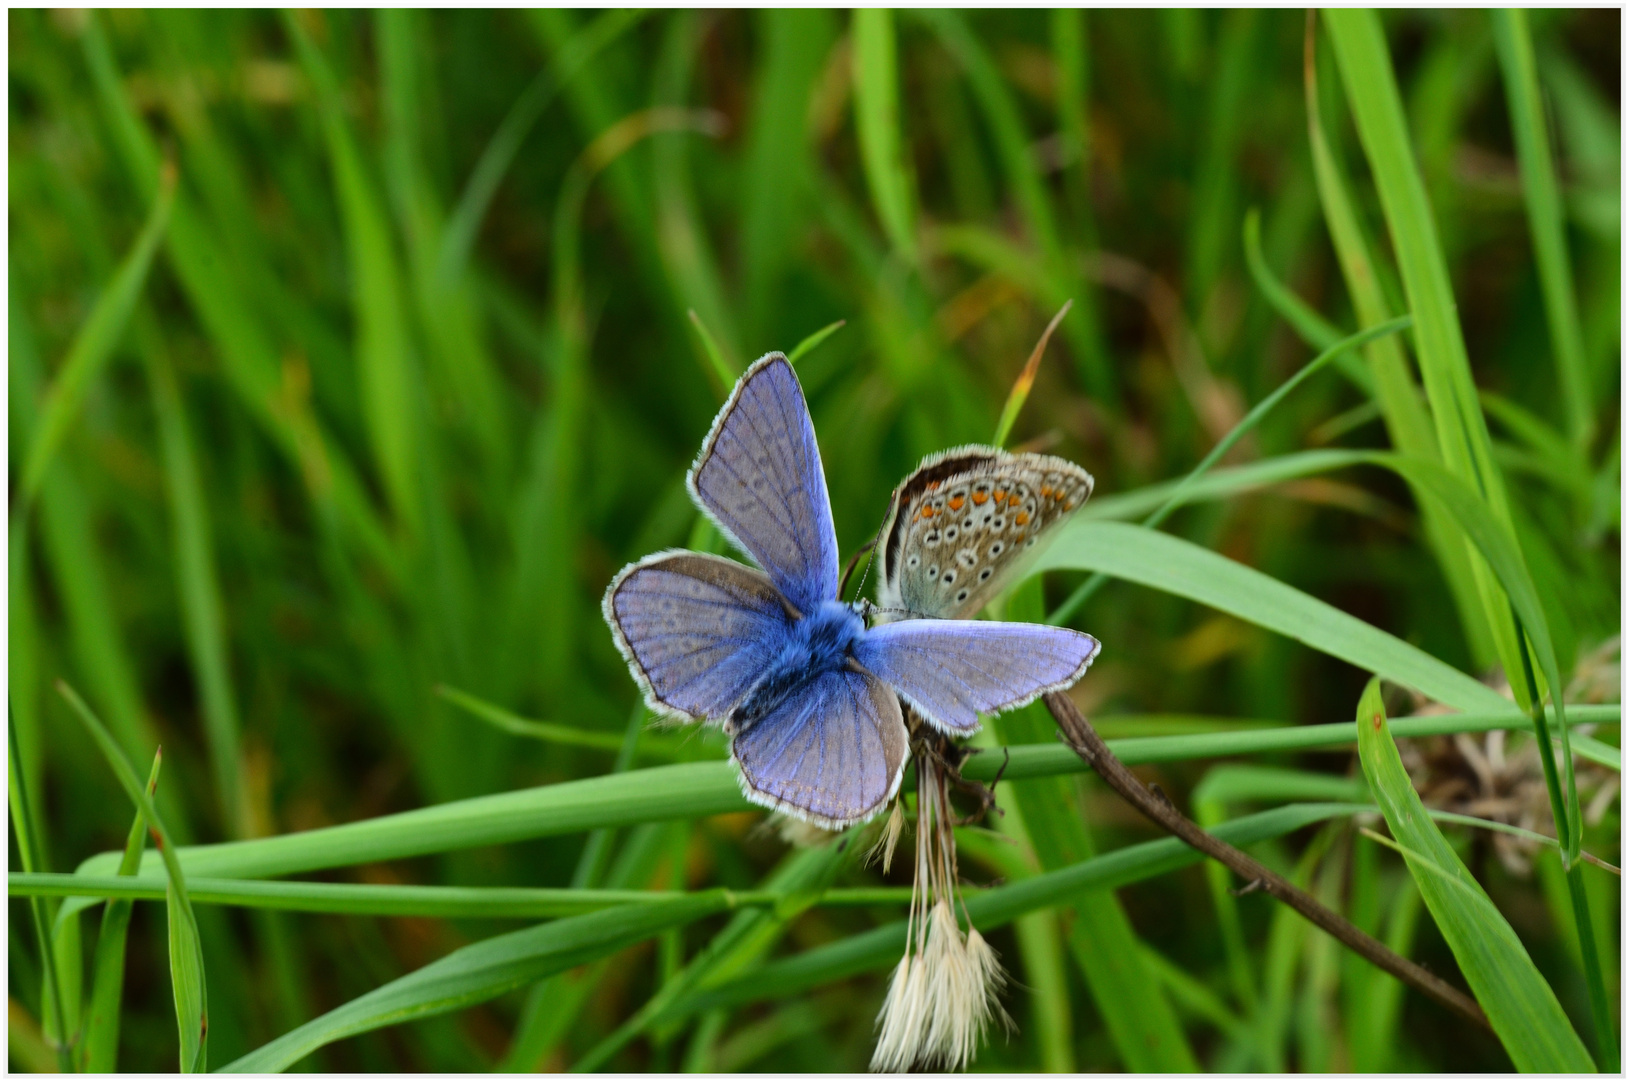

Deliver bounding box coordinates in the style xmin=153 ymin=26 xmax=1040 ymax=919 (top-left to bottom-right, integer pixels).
xmin=1493 ymin=10 xmax=1593 ymax=448
xmin=851 ymin=9 xmax=916 ymax=263
xmin=1346 ymin=450 xmax=1580 ymax=855
xmin=1241 ymin=207 xmax=1345 ymax=353
xmin=989 ymin=579 xmax=1197 ymax=1071
xmin=7 ymin=711 xmax=71 ymax=1071
xmin=1324 ymin=9 xmax=1538 ymax=721
xmin=142 ymin=328 xmax=248 ymax=837
xmin=10 ymin=874 xmax=924 ymax=917
xmin=785 ymin=319 xmax=847 ymax=365
xmin=56 ymin=683 xmax=208 ymax=1072
xmin=1037 ymin=520 xmax=1513 ymax=714
xmin=1306 ymin=12 xmax=1500 ymax=673
xmin=1047 ymin=316 xmax=1410 ymax=625
xmin=71 ymin=705 xmax=1617 ymax=891
xmin=20 ymin=167 xmax=175 ymax=504
xmin=434 ymin=684 xmax=672 ymax=756
xmin=81 ymin=749 xmax=161 ymax=1072
xmin=1354 ymin=677 xmax=1593 ymax=1071
xmin=286 ymin=12 xmax=419 ymax=537
xmin=992 ymin=301 xmax=1071 ymax=449
xmin=219 ymin=892 xmax=736 ymax=1073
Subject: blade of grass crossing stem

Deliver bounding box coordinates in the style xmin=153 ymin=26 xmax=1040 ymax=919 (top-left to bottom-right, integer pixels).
xmin=8 ymin=713 xmax=72 ymax=1071
xmin=1046 ymin=317 xmax=1410 ymax=626
xmin=286 ymin=12 xmax=419 ymax=537
xmin=20 ymin=169 xmax=175 ymax=503
xmin=57 ymin=682 xmax=209 ymax=1072
xmin=1324 ymin=10 xmax=1543 ymax=724
xmin=222 ymin=893 xmax=736 ymax=1073
xmin=851 ymin=9 xmax=916 ymax=263
xmin=992 ymin=578 xmax=1196 ymax=1070
xmin=1492 ymin=10 xmax=1593 ymax=448
xmin=1354 ymin=677 xmax=1592 ymax=1071
xmin=1304 ymin=15 xmax=1500 ymax=672
xmin=80 ymin=749 xmax=162 ymax=1071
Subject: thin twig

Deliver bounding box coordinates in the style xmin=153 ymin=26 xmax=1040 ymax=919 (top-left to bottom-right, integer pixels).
xmin=1042 ymin=691 xmax=1491 ymax=1032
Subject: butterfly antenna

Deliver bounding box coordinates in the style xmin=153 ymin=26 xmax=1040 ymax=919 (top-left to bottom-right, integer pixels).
xmin=838 ymin=539 xmax=876 ymax=601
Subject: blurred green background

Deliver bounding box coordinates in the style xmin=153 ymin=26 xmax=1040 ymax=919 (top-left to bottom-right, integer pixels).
xmin=8 ymin=7 xmax=1620 ymax=1072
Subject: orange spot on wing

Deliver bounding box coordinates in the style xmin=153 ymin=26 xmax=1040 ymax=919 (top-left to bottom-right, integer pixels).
xmin=926 ymin=481 xmax=941 ymax=491
xmin=948 ymin=495 xmax=965 ymax=511
xmin=971 ymin=491 xmax=988 ymax=505
xmin=921 ymin=505 xmax=935 ymax=518
xmin=1040 ymin=485 xmax=1052 ymax=497
xmin=992 ymin=490 xmax=1007 ymax=503
xmin=1014 ymin=511 xmax=1030 ymax=526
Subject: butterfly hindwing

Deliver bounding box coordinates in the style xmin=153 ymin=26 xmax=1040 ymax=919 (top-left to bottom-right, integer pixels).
xmin=876 ymin=446 xmax=1094 ymax=621
xmin=728 ymin=666 xmax=908 ymax=827
xmin=854 ymin=620 xmax=1101 ymax=734
xmin=688 ymin=353 xmax=840 ymax=616
xmin=603 ymin=550 xmax=794 ymax=722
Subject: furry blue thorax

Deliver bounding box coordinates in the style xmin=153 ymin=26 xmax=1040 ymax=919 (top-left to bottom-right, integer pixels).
xmin=726 ymin=600 xmax=866 ymax=732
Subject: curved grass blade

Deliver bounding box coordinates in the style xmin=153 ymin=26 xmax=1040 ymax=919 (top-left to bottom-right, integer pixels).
xmin=1354 ymin=677 xmax=1593 ymax=1072
xmin=1241 ymin=207 xmax=1344 ymax=352
xmin=219 ymin=892 xmax=736 ymax=1073
xmin=1047 ymin=316 xmax=1410 ymax=625
xmin=20 ymin=167 xmax=175 ymax=504
xmin=57 ymin=682 xmax=208 ymax=1072
xmin=80 ymin=748 xmax=161 ymax=1072
xmin=1035 ymin=520 xmax=1510 ymax=714
xmin=785 ymin=319 xmax=847 ymax=365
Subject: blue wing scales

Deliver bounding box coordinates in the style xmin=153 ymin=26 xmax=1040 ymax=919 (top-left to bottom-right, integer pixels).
xmin=854 ymin=620 xmax=1101 ymax=734
xmin=688 ymin=353 xmax=840 ymax=616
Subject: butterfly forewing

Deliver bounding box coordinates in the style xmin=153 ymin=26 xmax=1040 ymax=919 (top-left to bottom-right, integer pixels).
xmin=688 ymin=353 xmax=840 ymax=616
xmin=603 ymin=551 xmax=794 ymax=722
xmin=854 ymin=620 xmax=1101 ymax=735
xmin=876 ymin=446 xmax=1095 ymax=621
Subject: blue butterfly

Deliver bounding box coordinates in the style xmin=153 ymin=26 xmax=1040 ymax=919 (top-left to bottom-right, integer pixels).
xmin=603 ymin=353 xmax=1101 ymax=827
